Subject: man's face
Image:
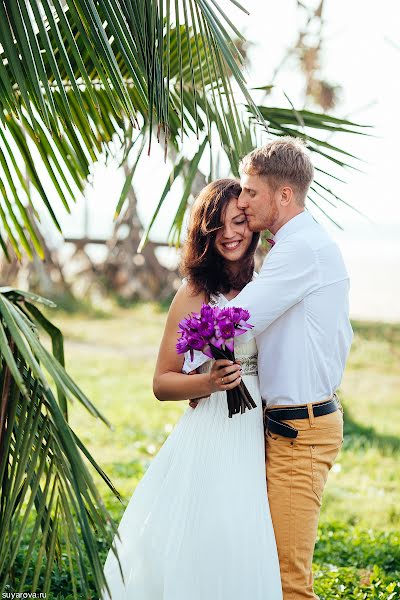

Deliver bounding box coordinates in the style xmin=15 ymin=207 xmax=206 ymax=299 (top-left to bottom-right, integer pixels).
xmin=238 ymin=173 xmax=280 ymax=233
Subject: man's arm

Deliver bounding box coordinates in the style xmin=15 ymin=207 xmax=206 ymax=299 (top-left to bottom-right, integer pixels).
xmin=227 ymin=237 xmax=319 ymax=338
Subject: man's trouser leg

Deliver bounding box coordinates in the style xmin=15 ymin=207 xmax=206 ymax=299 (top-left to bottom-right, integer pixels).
xmin=265 ymin=403 xmax=343 ymax=600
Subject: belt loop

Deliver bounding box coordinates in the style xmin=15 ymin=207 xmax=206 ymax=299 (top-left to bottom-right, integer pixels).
xmin=307 ymin=403 xmax=315 ymax=427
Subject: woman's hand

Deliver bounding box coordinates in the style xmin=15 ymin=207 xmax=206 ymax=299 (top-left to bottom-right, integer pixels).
xmin=188 ymin=360 xmax=242 ymax=409
xmin=208 ymin=359 xmax=242 ymax=393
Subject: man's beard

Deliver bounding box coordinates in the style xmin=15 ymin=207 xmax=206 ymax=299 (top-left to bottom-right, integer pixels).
xmin=247 ymin=220 xmax=261 ymax=232
xmin=264 ymin=205 xmax=279 ymax=233
xmin=248 ymin=206 xmax=278 ymax=232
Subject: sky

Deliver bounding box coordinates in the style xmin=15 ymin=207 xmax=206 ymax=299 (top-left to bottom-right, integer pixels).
xmin=46 ymin=0 xmax=400 ymax=321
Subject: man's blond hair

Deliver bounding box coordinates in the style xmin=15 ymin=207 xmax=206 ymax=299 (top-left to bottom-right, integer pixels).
xmin=240 ymin=137 xmax=314 ymax=206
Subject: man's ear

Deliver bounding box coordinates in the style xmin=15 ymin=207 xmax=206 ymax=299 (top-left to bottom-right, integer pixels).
xmin=280 ymin=186 xmax=294 ymax=207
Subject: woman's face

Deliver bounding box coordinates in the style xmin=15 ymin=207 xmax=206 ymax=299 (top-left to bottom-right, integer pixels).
xmin=214 ymin=197 xmax=254 ymax=263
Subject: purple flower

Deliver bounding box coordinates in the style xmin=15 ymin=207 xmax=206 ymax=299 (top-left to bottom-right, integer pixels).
xmin=187 ymin=333 xmax=206 ymax=350
xmin=215 ymin=307 xmax=230 ymax=321
xmin=178 ymin=317 xmax=191 ymax=332
xmin=198 ymin=320 xmax=215 ymax=338
xmin=176 ymin=334 xmax=190 ymax=354
xmin=239 ymin=308 xmax=250 ymax=322
xmin=226 ymin=306 xmax=251 ymax=324
xmin=200 ymin=304 xmax=214 ymax=320
xmin=212 ymin=307 xmax=223 ymax=321
xmin=218 ymin=318 xmax=235 ymax=340
xmin=187 ymin=316 xmax=201 ymax=330
xmin=228 ymin=307 xmax=243 ymax=324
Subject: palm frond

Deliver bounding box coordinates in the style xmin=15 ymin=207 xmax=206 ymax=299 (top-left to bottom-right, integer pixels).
xmin=0 ymin=1 xmax=262 ymax=259
xmin=0 ymin=289 xmax=120 ymax=598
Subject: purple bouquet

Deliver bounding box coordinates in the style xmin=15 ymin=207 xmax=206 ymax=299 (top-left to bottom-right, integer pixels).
xmin=176 ymin=304 xmax=257 ymax=418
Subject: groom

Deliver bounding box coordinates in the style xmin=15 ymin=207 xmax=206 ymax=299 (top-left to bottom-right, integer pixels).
xmin=226 ymin=137 xmax=352 ymax=600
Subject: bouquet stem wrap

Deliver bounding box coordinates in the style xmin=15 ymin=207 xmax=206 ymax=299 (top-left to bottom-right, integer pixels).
xmin=209 ymin=345 xmax=257 ymax=418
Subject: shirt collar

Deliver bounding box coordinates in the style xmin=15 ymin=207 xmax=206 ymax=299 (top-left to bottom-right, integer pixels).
xmin=271 ymin=211 xmax=314 ymax=245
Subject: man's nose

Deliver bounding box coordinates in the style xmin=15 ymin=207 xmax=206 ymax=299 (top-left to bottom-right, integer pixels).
xmin=237 ymin=192 xmax=247 ymax=209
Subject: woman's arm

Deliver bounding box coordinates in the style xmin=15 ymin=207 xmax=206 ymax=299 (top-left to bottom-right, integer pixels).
xmin=153 ymin=282 xmax=242 ymax=401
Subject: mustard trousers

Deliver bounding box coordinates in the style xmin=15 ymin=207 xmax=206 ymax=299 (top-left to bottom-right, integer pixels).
xmin=265 ymin=401 xmax=343 ymax=600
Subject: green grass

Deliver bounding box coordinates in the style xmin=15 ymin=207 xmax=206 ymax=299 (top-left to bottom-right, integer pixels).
xmin=37 ymin=307 xmax=400 ymax=597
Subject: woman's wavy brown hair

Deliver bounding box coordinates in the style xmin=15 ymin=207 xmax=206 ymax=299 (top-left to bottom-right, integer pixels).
xmin=180 ymin=179 xmax=259 ymax=298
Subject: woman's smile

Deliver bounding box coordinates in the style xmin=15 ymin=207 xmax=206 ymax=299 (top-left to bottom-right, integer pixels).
xmin=221 ymin=239 xmax=242 ymax=251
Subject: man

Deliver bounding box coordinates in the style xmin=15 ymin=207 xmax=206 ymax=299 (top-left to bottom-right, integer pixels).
xmin=225 ymin=137 xmax=352 ymax=599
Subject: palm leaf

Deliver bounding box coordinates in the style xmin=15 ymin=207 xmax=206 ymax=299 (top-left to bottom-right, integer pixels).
xmin=0 ymin=289 xmax=120 ymax=598
xmin=0 ymin=0 xmax=266 ymax=259
xmin=168 ymin=137 xmax=208 ymax=245
xmin=138 ymin=154 xmax=187 ymax=252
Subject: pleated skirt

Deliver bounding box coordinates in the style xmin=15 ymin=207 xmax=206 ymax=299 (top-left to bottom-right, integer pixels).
xmin=102 ymin=374 xmax=282 ymax=600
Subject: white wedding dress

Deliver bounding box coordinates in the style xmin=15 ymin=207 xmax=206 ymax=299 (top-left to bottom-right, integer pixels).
xmin=102 ymin=293 xmax=282 ymax=600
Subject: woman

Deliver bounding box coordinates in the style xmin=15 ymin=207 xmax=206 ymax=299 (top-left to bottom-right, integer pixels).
xmin=102 ymin=179 xmax=282 ymax=600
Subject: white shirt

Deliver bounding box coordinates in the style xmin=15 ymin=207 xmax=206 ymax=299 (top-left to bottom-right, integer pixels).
xmin=227 ymin=211 xmax=353 ymax=406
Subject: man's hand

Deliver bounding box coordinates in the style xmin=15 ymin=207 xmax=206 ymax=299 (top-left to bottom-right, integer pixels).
xmin=188 ymin=369 xmax=202 ymax=409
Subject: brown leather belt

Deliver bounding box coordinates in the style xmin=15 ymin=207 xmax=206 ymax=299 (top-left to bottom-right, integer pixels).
xmin=264 ymin=395 xmax=340 ymax=439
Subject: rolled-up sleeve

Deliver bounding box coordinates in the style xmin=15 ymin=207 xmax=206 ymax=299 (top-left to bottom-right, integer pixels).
xmin=227 ymin=238 xmax=320 ymax=339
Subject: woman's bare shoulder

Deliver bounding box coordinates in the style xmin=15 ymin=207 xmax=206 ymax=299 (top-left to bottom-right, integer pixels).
xmin=174 ymin=279 xmax=206 ymax=304
xmin=173 ymin=279 xmax=205 ymax=311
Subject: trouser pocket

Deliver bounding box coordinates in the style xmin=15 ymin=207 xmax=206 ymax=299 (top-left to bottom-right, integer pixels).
xmin=310 ymin=440 xmax=341 ymax=503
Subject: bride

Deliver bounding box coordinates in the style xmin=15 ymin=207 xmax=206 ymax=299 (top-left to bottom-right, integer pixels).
xmin=102 ymin=179 xmax=282 ymax=599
